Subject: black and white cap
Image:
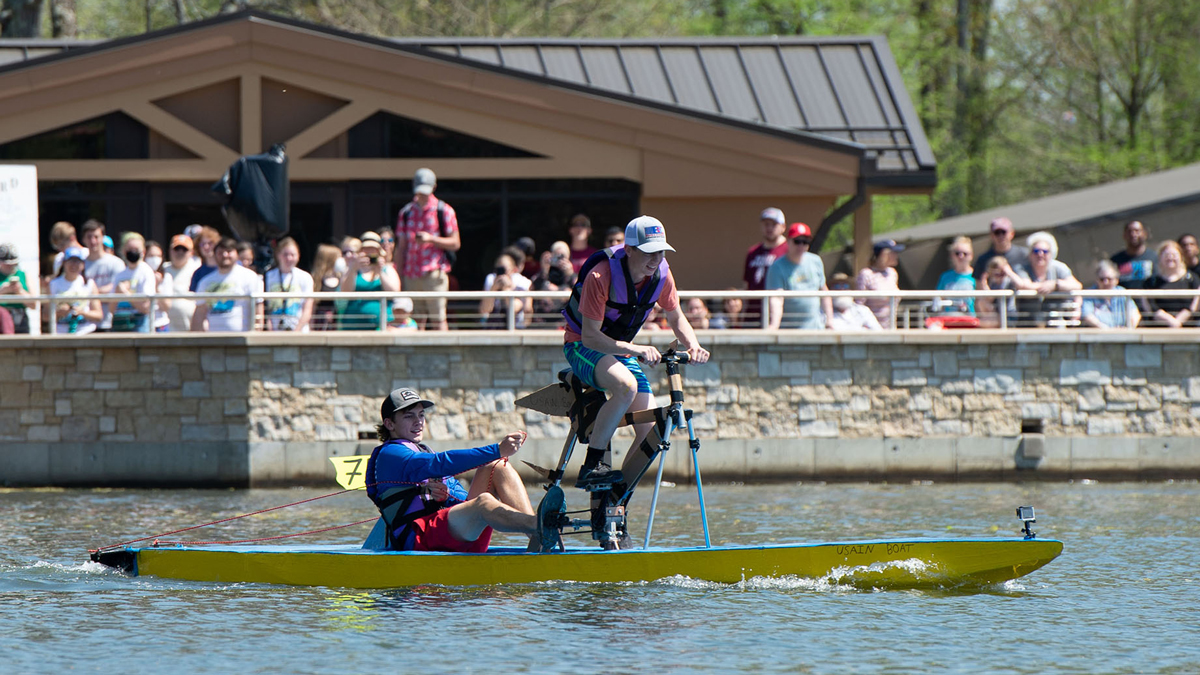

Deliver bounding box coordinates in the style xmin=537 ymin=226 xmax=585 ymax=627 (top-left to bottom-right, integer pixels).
xmin=381 ymin=387 xmax=435 ymax=420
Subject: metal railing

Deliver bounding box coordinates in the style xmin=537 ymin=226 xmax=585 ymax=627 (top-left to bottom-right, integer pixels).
xmin=12 ymin=288 xmax=1200 ymax=334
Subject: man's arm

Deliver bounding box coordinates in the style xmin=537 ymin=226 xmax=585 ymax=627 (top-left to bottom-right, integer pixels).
xmin=190 ymin=303 xmax=209 ymax=332
xmin=378 ymin=443 xmax=502 ymax=486
xmin=663 ymin=306 xmax=711 ymax=364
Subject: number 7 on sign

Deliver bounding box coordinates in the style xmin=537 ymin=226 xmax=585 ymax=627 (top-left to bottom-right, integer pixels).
xmin=329 ymin=455 xmax=371 ymax=490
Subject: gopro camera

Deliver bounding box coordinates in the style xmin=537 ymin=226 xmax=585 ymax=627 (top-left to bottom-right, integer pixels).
xmin=1016 ymin=505 xmax=1037 ymax=539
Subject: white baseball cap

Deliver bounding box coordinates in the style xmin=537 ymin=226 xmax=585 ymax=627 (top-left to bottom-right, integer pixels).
xmin=624 ymin=216 xmax=675 ymax=254
xmin=760 ymin=207 xmax=785 ymax=224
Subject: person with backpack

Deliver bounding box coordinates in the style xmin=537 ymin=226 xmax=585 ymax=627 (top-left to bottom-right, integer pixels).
xmin=395 ymin=168 xmax=460 ymax=331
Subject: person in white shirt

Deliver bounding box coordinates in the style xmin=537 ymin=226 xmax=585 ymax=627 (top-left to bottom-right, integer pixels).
xmin=263 ymin=237 xmax=314 ymax=331
xmin=191 ymin=237 xmax=264 ymax=332
xmin=479 ymin=251 xmax=532 ymax=328
xmin=79 ymin=219 xmax=126 ymax=331
xmin=109 ymin=233 xmax=157 ymax=333
xmin=829 ymin=295 xmax=882 ymax=330
xmin=162 ymin=234 xmax=201 ymax=331
xmin=49 ymin=247 xmax=103 ymax=335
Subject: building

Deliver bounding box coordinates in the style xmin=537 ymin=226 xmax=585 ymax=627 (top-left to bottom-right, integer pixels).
xmin=0 ymin=11 xmax=935 ymax=289
xmin=883 ymin=162 xmax=1200 ymax=289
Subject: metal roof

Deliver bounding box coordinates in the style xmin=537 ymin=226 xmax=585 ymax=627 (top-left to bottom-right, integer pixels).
xmin=399 ymin=36 xmax=934 ymax=176
xmin=0 ymin=12 xmax=935 ymax=182
xmin=884 ymin=162 xmax=1200 ymax=244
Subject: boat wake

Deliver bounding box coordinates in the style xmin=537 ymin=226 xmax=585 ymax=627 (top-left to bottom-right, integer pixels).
xmin=655 ymin=558 xmax=1020 ymax=593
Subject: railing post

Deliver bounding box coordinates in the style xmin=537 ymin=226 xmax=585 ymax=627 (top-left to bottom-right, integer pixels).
xmin=761 ymin=292 xmax=771 ymax=329
xmin=1000 ymin=292 xmax=1008 ymax=329
xmin=507 ymin=293 xmax=516 ymax=331
xmin=379 ymin=294 xmax=388 ymax=331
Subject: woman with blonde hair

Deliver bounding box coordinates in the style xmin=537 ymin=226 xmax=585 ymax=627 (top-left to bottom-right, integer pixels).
xmin=1139 ymin=240 xmax=1200 ymax=328
xmin=309 ymin=243 xmax=343 ymax=331
xmin=264 ymin=237 xmax=314 ymax=331
xmin=935 ymin=235 xmax=976 ymax=315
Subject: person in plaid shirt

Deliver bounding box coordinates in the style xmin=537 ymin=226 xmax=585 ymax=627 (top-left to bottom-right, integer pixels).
xmin=395 ymin=168 xmax=461 ymax=330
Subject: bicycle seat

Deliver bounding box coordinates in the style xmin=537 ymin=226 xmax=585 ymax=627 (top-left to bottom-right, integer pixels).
xmin=557 ymin=368 xmax=594 ymax=394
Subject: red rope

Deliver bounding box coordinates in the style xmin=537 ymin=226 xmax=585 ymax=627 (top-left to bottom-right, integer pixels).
xmin=89 ymin=450 xmax=519 ymax=553
xmin=148 ymin=517 xmax=381 ymax=547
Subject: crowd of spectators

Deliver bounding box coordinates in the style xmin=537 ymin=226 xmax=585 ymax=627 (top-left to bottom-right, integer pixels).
xmin=8 ymin=187 xmax=1200 ymax=335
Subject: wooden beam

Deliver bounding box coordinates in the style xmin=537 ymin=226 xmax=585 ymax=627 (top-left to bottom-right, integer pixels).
xmin=122 ymin=101 xmax=239 ymax=164
xmin=283 ymin=100 xmax=375 ymax=159
xmin=853 ymin=192 xmax=874 ymax=274
xmin=23 ymin=160 xmax=233 ymax=181
xmin=240 ymin=72 xmax=261 ymax=155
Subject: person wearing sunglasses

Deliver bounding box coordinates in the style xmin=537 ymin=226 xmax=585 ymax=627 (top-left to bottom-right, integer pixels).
xmin=1081 ymin=260 xmax=1139 ymax=329
xmin=765 ymin=222 xmax=832 ymax=330
xmin=1012 ymin=231 xmax=1081 ymax=327
xmin=1138 ymin=240 xmax=1200 ymax=328
xmin=973 ymin=217 xmax=1030 ymax=283
xmin=935 ymin=236 xmax=977 ymax=315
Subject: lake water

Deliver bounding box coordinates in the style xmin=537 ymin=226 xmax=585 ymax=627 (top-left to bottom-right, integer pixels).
xmin=2 ymin=480 xmax=1196 ymax=674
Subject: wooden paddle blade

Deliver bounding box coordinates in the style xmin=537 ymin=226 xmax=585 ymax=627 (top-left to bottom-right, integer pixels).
xmin=521 ymin=461 xmax=555 ymax=479
xmin=515 ymin=382 xmax=574 ymax=417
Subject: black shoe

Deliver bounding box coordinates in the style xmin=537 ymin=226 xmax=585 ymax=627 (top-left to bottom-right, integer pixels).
xmin=575 ymin=462 xmax=624 ymax=491
xmin=529 ymin=485 xmax=565 ymax=553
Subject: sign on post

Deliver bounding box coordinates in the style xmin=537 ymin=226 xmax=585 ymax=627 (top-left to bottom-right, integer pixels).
xmin=0 ymin=165 xmax=40 ymax=334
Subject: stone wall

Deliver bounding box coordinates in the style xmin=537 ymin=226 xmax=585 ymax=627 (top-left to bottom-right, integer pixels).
xmin=2 ymin=330 xmax=1199 ymax=486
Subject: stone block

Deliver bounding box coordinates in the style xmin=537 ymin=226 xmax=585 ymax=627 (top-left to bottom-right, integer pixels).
xmin=708 ymin=385 xmax=738 ymax=404
xmin=273 ymin=347 xmax=300 ymax=363
xmin=19 ymin=409 xmax=44 ymax=425
xmin=931 ymin=351 xmax=958 ymax=378
xmin=892 ymin=369 xmax=927 ymax=387
xmin=225 ymin=354 xmax=248 ymax=372
xmin=1187 ymin=377 xmax=1200 ymax=402
xmin=55 ymin=399 xmax=71 ymax=417
xmin=1125 ymin=344 xmax=1162 ymax=368
xmin=683 ymin=361 xmax=721 ymax=387
xmin=99 ymin=416 xmax=116 ymax=433
xmin=105 ymin=390 xmax=144 ymax=408
xmin=721 ymin=360 xmax=757 ymax=379
xmin=300 ymin=348 xmax=331 ymax=371
xmin=940 ymin=378 xmax=973 ymax=394
xmin=1021 ymin=402 xmax=1059 ymax=420
xmin=210 ymin=373 xmax=249 ymax=397
xmin=259 ymin=365 xmax=293 ymax=390
xmin=1078 ymin=385 xmax=1105 ymax=411
xmin=200 ymin=348 xmax=226 ymax=372
xmin=1059 ymin=359 xmax=1112 ymax=385
xmin=198 ymin=400 xmax=224 ymax=424
xmin=27 ymin=425 xmax=61 ymax=442
xmin=812 ymin=369 xmax=852 ymax=386
xmin=21 ymin=365 xmax=43 ymax=381
xmin=799 ymin=419 xmax=839 ymax=438
xmin=474 ymin=389 xmax=516 ymax=414
xmin=181 ymin=381 xmax=211 ymax=398
xmin=0 ymin=382 xmax=30 ymax=407
xmin=843 ymin=344 xmax=867 ymax=360
xmin=352 ymin=348 xmax=387 ymax=372
xmin=1087 ymin=416 xmax=1127 ymax=435
xmin=100 ymin=349 xmax=138 ymax=373
xmin=293 ymin=371 xmax=335 ymax=389
xmin=756 ymin=352 xmax=781 ymax=378
xmin=60 ymin=417 xmax=98 ymax=442
xmin=64 ymin=372 xmax=94 ymax=390
xmin=450 ymin=362 xmax=494 ymax=388
xmin=92 ymin=377 xmax=119 ymax=390
xmin=180 ymin=424 xmax=228 ymax=441
xmin=780 ymin=358 xmax=810 ymax=377
xmin=974 ymin=369 xmax=1023 ymax=395
xmin=118 ymin=373 xmax=152 ymax=389
xmin=337 ymin=371 xmax=392 ymax=396
xmin=76 ymin=352 xmax=102 ymax=373
xmin=909 ymin=392 xmax=932 ymax=411
xmin=152 ymin=363 xmax=181 ymax=389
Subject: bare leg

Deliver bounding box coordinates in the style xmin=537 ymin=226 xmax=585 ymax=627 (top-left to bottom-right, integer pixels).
xmin=588 ymin=356 xmax=639 ymax=460
xmin=624 ymin=391 xmax=656 ymax=459
xmin=467 ymin=458 xmax=533 ymax=514
xmin=445 ymin=493 xmax=536 ymax=543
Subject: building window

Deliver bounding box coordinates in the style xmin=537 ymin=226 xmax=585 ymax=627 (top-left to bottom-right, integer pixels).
xmin=347 ymin=112 xmax=542 ymax=159
xmin=0 ymin=113 xmax=149 ymax=160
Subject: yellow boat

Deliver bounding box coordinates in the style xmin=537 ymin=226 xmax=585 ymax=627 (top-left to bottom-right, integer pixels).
xmin=91 ymin=537 xmax=1062 ymax=590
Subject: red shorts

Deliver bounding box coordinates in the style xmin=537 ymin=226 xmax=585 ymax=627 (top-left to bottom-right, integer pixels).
xmin=411 ymin=508 xmax=492 ymax=553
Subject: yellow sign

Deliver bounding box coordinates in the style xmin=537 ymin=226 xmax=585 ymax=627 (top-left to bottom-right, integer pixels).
xmin=329 ymin=455 xmax=372 ymax=490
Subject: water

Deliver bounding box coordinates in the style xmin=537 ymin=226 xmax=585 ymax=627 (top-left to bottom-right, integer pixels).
xmin=2 ymin=481 xmax=1197 ymax=674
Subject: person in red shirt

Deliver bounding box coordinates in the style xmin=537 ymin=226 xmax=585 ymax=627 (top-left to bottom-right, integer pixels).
xmin=561 ymin=216 xmax=711 ymax=548
xmin=395 ymin=168 xmax=461 ymax=330
xmin=744 ymin=207 xmax=788 ymax=326
xmin=567 ymin=213 xmax=598 ymax=273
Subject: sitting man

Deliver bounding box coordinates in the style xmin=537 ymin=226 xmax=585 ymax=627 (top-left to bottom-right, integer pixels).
xmin=561 ymin=215 xmax=711 ymax=545
xmin=365 ymin=387 xmax=552 ymax=552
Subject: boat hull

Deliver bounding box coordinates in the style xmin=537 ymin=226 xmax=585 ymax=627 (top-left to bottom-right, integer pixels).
xmin=97 ymin=538 xmax=1063 ymax=590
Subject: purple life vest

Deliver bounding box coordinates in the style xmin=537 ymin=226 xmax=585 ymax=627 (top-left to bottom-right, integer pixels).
xmin=562 ymin=246 xmax=669 ymax=342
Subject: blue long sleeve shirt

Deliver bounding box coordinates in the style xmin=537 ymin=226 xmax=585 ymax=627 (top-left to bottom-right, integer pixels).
xmin=367 ymin=440 xmax=501 ymax=505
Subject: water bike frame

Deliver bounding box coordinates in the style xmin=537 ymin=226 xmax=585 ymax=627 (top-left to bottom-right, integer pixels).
xmin=520 ymin=347 xmax=712 ymax=549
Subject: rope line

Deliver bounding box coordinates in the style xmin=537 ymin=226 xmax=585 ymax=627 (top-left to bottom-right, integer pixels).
xmin=89 ymin=453 xmax=515 ymax=553
xmin=148 ymin=518 xmax=381 ymax=547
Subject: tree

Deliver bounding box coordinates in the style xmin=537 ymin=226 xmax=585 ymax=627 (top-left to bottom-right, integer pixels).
xmin=1 ymin=0 xmax=43 ymax=37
